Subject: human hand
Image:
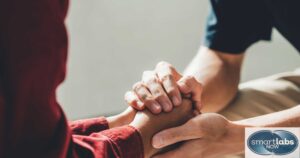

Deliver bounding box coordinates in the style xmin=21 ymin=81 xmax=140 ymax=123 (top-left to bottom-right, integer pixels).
xmin=152 ymin=113 xmax=245 ymax=158
xmin=130 ymin=99 xmax=194 ymax=158
xmin=125 ymin=61 xmax=203 ymax=114
xmin=106 ymin=107 xmax=136 ymax=128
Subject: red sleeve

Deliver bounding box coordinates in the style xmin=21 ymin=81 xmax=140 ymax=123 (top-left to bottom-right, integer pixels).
xmin=72 ymin=126 xmax=144 ymax=158
xmin=0 ymin=0 xmax=144 ymax=158
xmin=70 ymin=117 xmax=109 ymax=135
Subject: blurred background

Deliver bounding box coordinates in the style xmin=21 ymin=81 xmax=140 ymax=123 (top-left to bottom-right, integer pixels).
xmin=58 ymin=0 xmax=300 ymax=120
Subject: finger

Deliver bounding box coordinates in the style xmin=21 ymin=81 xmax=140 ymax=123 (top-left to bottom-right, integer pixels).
xmin=156 ymin=61 xmax=182 ymax=80
xmin=142 ymin=71 xmax=173 ymax=112
xmin=121 ymin=106 xmax=136 ymax=116
xmin=155 ymin=61 xmax=182 ymax=107
xmin=152 ymin=120 xmax=204 ymax=148
xmin=177 ymin=76 xmax=203 ymax=110
xmin=133 ymin=82 xmax=162 ymax=114
xmin=124 ymin=91 xmax=144 ymax=110
xmin=193 ymin=109 xmax=201 ymax=116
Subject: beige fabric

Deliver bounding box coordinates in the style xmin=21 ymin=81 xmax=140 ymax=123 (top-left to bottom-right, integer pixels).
xmin=219 ymin=68 xmax=300 ymax=158
xmin=221 ymin=68 xmax=300 ymax=121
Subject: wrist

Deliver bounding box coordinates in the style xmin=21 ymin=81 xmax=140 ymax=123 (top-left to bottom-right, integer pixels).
xmin=130 ymin=114 xmax=154 ymax=158
xmin=129 ymin=112 xmax=152 ymax=148
xmin=107 ymin=108 xmax=136 ymax=128
xmin=227 ymin=121 xmax=248 ymax=152
xmin=107 ymin=115 xmax=122 ymax=128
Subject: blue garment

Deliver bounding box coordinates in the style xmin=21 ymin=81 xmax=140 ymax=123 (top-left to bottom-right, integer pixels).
xmin=204 ymin=0 xmax=300 ymax=54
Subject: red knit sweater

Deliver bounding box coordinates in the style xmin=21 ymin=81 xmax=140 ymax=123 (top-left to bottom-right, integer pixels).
xmin=0 ymin=0 xmax=143 ymax=157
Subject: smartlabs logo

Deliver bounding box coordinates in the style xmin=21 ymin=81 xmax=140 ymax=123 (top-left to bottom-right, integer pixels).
xmin=245 ymin=128 xmax=300 ymax=158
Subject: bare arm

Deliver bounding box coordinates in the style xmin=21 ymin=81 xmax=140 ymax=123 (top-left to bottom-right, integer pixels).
xmin=125 ymin=46 xmax=244 ymax=114
xmin=184 ymin=46 xmax=244 ymax=112
xmin=236 ymin=104 xmax=300 ymax=127
xmin=152 ymin=105 xmax=300 ymax=158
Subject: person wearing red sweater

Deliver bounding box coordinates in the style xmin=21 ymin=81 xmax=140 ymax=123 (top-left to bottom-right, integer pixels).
xmin=0 ymin=0 xmax=195 ymax=158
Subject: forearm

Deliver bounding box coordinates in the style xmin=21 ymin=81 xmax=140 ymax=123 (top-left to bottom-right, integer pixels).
xmin=235 ymin=105 xmax=300 ymax=127
xmin=107 ymin=107 xmax=136 ymax=128
xmin=227 ymin=105 xmax=300 ymax=153
xmin=184 ymin=46 xmax=243 ymax=112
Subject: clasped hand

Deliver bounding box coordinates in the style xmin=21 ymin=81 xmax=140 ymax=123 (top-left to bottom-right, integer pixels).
xmin=113 ymin=61 xmax=244 ymax=158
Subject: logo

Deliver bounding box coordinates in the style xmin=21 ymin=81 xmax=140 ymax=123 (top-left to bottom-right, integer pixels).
xmin=246 ymin=128 xmax=300 ymax=158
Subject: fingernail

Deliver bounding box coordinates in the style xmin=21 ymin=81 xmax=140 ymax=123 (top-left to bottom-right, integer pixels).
xmin=172 ymin=96 xmax=181 ymax=106
xmin=152 ymin=103 xmax=162 ymax=113
xmin=153 ymin=136 xmax=164 ymax=148
xmin=137 ymin=100 xmax=144 ymax=109
xmin=163 ymin=101 xmax=172 ymax=112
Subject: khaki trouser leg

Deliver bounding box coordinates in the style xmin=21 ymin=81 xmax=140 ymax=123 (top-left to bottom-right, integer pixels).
xmin=219 ymin=68 xmax=300 ymax=158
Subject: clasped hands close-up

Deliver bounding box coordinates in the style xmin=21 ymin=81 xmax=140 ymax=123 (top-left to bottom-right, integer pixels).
xmin=1 ymin=0 xmax=300 ymax=158
xmin=109 ymin=61 xmax=244 ymax=158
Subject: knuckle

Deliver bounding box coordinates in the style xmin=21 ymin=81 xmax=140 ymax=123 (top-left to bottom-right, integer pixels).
xmin=124 ymin=92 xmax=138 ymax=104
xmin=184 ymin=76 xmax=203 ymax=89
xmin=185 ymin=75 xmax=196 ymax=82
xmin=145 ymin=77 xmax=158 ymax=85
xmin=127 ymin=99 xmax=136 ymax=105
xmin=156 ymin=61 xmax=172 ymax=69
xmin=156 ymin=61 xmax=168 ymax=67
xmin=169 ymin=66 xmax=176 ymax=74
xmin=132 ymin=82 xmax=143 ymax=91
xmin=152 ymin=88 xmax=163 ymax=97
xmin=124 ymin=96 xmax=136 ymax=106
xmin=166 ymin=87 xmax=177 ymax=94
xmin=161 ymin=74 xmax=174 ymax=82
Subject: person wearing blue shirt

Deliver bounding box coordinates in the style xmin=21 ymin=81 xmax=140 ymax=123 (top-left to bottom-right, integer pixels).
xmin=125 ymin=0 xmax=300 ymax=157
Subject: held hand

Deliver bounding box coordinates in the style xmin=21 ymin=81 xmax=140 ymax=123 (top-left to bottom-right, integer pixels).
xmin=125 ymin=61 xmax=203 ymax=114
xmin=152 ymin=113 xmax=245 ymax=158
xmin=106 ymin=107 xmax=136 ymax=128
xmin=130 ymin=99 xmax=194 ymax=158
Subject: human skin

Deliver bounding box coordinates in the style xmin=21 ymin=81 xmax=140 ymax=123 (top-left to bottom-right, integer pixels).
xmin=105 ymin=103 xmax=300 ymax=158
xmin=106 ymin=107 xmax=137 ymax=128
xmin=125 ymin=46 xmax=244 ymax=113
xmin=124 ymin=45 xmax=300 ymax=157
xmin=107 ymin=99 xmax=194 ymax=158
xmin=130 ymin=99 xmax=194 ymax=158
xmin=152 ymin=105 xmax=300 ymax=158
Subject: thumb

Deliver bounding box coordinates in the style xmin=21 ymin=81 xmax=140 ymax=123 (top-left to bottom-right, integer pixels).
xmin=177 ymin=76 xmax=203 ymax=111
xmin=124 ymin=91 xmax=145 ymax=110
xmin=152 ymin=120 xmax=203 ymax=148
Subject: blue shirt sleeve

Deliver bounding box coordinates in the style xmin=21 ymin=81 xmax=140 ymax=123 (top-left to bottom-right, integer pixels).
xmin=203 ymin=0 xmax=273 ymax=54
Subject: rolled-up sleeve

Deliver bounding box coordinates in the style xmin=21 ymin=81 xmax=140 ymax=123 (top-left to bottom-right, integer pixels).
xmin=70 ymin=117 xmax=109 ymax=136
